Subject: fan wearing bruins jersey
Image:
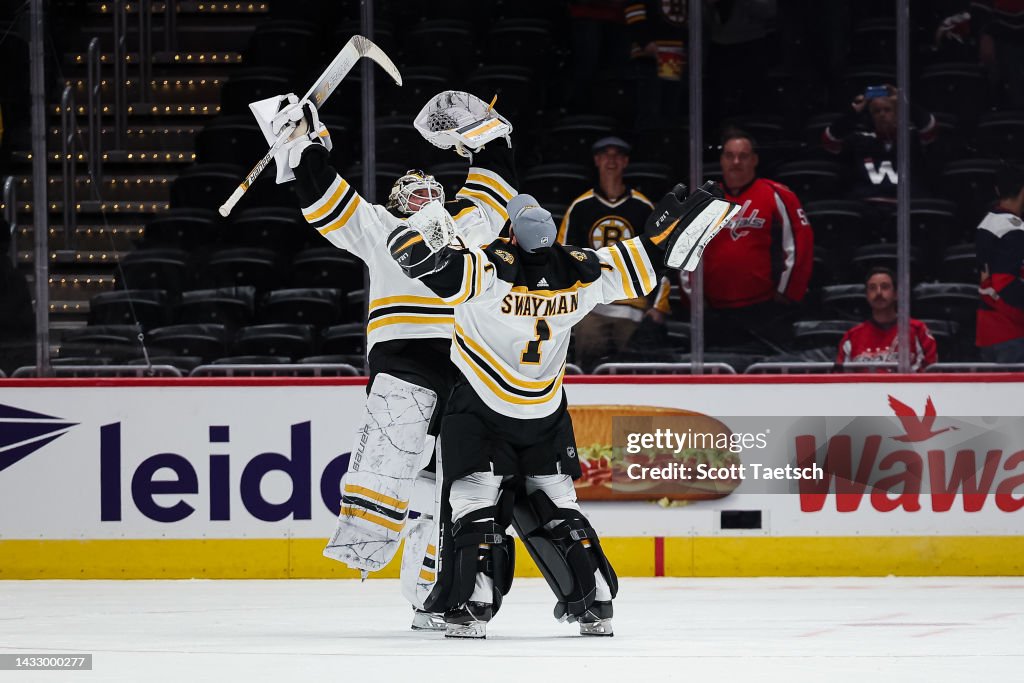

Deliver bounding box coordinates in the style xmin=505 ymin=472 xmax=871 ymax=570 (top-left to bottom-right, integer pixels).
xmin=268 ymin=90 xmax=516 ymax=632
xmin=388 ymin=184 xmax=736 ymax=639
xmin=557 ymin=136 xmax=669 ymax=370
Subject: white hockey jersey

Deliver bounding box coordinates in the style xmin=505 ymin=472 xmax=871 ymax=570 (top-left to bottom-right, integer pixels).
xmin=419 ymin=237 xmax=662 ymax=419
xmin=294 ymin=144 xmax=516 ymax=352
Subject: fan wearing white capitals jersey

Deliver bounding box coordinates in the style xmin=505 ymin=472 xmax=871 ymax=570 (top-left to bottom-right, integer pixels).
xmin=269 ymin=90 xmax=516 ymax=631
xmin=387 ymin=183 xmax=739 ymax=638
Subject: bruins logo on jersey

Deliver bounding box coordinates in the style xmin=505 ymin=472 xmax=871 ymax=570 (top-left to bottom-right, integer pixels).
xmin=492 ymin=248 xmax=515 ymax=264
xmin=570 ymin=250 xmax=587 ymax=262
xmin=588 ymin=216 xmax=637 ymax=249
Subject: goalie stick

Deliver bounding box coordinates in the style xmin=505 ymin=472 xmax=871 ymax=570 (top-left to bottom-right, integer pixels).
xmin=218 ymin=35 xmax=402 ymax=217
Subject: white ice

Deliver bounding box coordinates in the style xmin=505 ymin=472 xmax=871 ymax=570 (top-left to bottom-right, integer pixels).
xmin=0 ymin=577 xmax=1021 ymax=682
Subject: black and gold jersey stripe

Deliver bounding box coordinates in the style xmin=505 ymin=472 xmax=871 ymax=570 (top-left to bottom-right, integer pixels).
xmin=302 ymin=175 xmax=361 ymax=236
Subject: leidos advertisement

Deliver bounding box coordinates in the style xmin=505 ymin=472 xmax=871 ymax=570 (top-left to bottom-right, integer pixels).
xmin=0 ymin=380 xmax=1021 ymax=541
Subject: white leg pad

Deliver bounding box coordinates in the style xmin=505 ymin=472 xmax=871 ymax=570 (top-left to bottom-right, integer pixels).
xmin=323 ymin=373 xmax=437 ymax=572
xmin=400 ymin=515 xmax=440 ymax=609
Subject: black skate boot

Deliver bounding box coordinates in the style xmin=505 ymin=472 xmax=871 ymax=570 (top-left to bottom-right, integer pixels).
xmin=444 ymin=601 xmax=492 ymax=639
xmin=578 ymin=601 xmax=614 ymax=636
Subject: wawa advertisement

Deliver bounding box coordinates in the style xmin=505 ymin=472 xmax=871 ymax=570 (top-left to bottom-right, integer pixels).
xmin=0 ymin=378 xmax=1021 ymax=540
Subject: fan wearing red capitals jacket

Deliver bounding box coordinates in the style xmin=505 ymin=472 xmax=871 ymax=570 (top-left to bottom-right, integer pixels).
xmin=976 ymin=163 xmax=1024 ymax=362
xmin=836 ymin=266 xmax=937 ymax=372
xmin=671 ymin=129 xmax=813 ymax=349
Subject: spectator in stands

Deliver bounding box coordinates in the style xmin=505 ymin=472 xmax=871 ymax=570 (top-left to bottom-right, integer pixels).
xmin=976 ymin=163 xmax=1024 ymax=362
xmin=836 ymin=266 xmax=937 ymax=372
xmin=558 ymin=136 xmax=665 ymax=370
xmin=680 ymin=129 xmax=813 ymax=351
xmin=625 ymin=0 xmax=686 ymax=129
xmin=0 ymin=216 xmax=35 ymax=375
xmin=822 ymin=85 xmax=938 ymax=209
xmin=937 ymin=1 xmax=1024 ymax=107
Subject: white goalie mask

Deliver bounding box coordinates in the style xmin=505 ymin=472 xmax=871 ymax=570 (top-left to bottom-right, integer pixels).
xmin=386 ymin=169 xmax=445 ymax=216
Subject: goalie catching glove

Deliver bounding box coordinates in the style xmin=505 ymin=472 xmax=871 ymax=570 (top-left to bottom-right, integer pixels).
xmin=248 ymin=93 xmax=333 ymax=184
xmin=647 ymin=182 xmax=741 ymax=271
xmin=388 ymin=200 xmax=458 ymax=278
xmin=414 ymin=90 xmax=512 ymax=159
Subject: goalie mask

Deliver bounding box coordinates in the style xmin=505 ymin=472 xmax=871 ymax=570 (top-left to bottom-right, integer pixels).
xmin=387 ymin=170 xmax=445 ymax=216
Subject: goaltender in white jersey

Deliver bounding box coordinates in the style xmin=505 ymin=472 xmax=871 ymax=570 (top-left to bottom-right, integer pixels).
xmin=262 ymin=90 xmax=517 ymax=631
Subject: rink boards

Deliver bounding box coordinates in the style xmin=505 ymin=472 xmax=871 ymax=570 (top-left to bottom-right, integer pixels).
xmin=1 ymin=374 xmax=1023 ymax=578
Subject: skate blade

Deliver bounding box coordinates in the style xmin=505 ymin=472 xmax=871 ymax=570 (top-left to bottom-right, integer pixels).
xmin=579 ymin=619 xmax=614 ymax=636
xmin=411 ymin=611 xmax=446 ymax=632
xmin=445 ymin=622 xmax=487 ymax=639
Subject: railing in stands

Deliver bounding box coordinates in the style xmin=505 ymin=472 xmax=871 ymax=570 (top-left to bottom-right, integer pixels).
xmin=592 ymin=362 xmax=738 ymax=375
xmin=112 ymin=0 xmax=127 ymax=148
xmin=745 ymin=362 xmax=836 ymax=374
xmin=87 ymin=37 xmax=103 ymax=182
xmin=11 ymin=365 xmax=184 ymax=378
xmin=189 ymin=363 xmax=360 ymax=377
xmin=60 ymin=85 xmax=77 ymax=249
xmin=3 ymin=176 xmax=15 ymax=264
xmin=925 ymin=363 xmax=1024 ymax=373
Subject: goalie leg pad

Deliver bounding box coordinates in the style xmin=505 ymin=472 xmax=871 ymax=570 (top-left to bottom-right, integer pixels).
xmin=424 ymin=473 xmax=516 ymax=616
xmin=400 ymin=514 xmax=440 ymax=611
xmin=512 ymin=479 xmax=618 ymax=622
xmin=323 ymin=373 xmax=437 ymax=572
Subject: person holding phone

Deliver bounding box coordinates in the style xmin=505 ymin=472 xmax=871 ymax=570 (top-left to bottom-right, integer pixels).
xmin=821 ymin=84 xmax=938 ymax=209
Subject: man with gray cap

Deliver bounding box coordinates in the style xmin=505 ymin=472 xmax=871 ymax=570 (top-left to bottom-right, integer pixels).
xmin=558 ymin=136 xmax=668 ymax=370
xmin=388 ymin=181 xmax=739 ymax=639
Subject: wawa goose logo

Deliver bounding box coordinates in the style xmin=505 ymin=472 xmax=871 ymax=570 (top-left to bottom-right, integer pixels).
xmin=0 ymin=403 xmax=77 ymax=473
xmin=887 ymin=395 xmax=959 ymax=443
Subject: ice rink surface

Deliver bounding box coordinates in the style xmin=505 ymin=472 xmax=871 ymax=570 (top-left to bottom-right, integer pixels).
xmin=0 ymin=577 xmax=1021 ymax=682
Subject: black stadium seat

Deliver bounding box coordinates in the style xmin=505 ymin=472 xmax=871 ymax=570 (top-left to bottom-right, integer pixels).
xmin=148 ymin=324 xmax=231 ymax=362
xmin=912 ymin=283 xmax=977 ymax=326
xmin=89 ymin=289 xmax=170 ymax=330
xmin=234 ymin=323 xmax=316 ymax=360
xmin=918 ymin=63 xmax=989 ymax=124
xmin=227 ymin=208 xmax=310 ymax=254
xmin=200 ymin=247 xmax=282 ymax=293
xmin=465 ymin=66 xmax=533 ymax=120
xmin=820 ymin=284 xmax=871 ymax=320
xmin=520 ymin=163 xmax=591 ymax=206
xmin=938 ymin=244 xmax=977 ymax=284
xmin=793 ymin=320 xmax=856 ymax=350
xmin=143 ymin=209 xmax=223 ymax=251
xmin=290 ymin=246 xmax=364 ymax=293
xmin=170 ymin=163 xmax=245 ymax=211
xmin=321 ymin=322 xmax=366 ymax=355
xmin=974 ymin=111 xmax=1024 ymax=159
xmin=174 ymin=287 xmax=256 ymax=329
xmin=773 ymin=160 xmax=842 ymax=202
xmin=119 ymin=248 xmax=192 ymax=294
xmin=802 ymin=199 xmax=866 ymax=251
xmin=259 ymin=288 xmax=344 ymax=328
xmin=195 ymin=117 xmax=267 ymax=165
xmin=219 ymin=72 xmax=292 ymax=116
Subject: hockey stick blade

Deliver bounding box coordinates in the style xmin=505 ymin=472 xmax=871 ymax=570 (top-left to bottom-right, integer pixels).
xmin=218 ymin=35 xmax=402 ymax=217
xmin=305 ymin=35 xmax=402 ymax=109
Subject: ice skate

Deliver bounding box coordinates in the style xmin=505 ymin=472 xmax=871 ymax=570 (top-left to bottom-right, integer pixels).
xmin=579 ymin=601 xmax=614 ymax=636
xmin=444 ymin=602 xmax=492 ymax=639
xmin=410 ymin=608 xmax=446 ymax=631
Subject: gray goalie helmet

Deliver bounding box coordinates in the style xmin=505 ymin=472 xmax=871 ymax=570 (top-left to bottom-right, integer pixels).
xmin=386 ymin=169 xmax=445 ymax=215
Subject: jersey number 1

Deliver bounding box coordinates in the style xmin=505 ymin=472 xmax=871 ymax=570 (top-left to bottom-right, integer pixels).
xmin=521 ymin=318 xmax=550 ymax=365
